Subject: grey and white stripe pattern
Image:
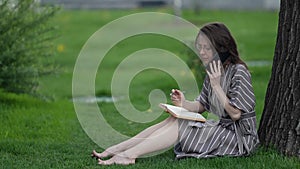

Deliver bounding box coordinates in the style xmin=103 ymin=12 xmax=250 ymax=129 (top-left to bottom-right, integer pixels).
xmin=174 ymin=64 xmax=259 ymax=159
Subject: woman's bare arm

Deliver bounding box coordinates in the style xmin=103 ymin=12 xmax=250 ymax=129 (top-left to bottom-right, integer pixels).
xmin=170 ymin=89 xmax=205 ymax=113
xmin=212 ymin=86 xmax=241 ymax=121
xmin=181 ymin=100 xmax=205 ymax=113
xmin=207 ymin=61 xmax=241 ymax=121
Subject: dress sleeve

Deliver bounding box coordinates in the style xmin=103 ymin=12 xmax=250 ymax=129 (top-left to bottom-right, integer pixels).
xmin=195 ymin=77 xmax=210 ymax=111
xmin=227 ymin=65 xmax=256 ymax=113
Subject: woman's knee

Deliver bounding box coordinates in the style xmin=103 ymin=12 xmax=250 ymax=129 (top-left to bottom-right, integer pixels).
xmin=160 ymin=116 xmax=175 ymax=124
xmin=154 ymin=116 xmax=177 ymax=130
xmin=166 ymin=116 xmax=177 ymax=122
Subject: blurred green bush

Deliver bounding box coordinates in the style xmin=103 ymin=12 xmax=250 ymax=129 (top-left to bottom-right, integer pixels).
xmin=0 ymin=0 xmax=58 ymax=94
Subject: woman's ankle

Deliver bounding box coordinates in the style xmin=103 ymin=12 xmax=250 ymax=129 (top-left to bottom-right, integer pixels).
xmin=121 ymin=150 xmax=138 ymax=159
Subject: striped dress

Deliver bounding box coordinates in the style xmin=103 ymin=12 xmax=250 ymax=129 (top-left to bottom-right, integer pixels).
xmin=174 ymin=64 xmax=260 ymax=159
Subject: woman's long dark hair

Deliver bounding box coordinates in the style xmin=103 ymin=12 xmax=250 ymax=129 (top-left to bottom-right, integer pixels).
xmin=197 ymin=22 xmax=248 ymax=69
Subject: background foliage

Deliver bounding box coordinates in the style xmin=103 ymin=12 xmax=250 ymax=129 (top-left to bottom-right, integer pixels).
xmin=0 ymin=0 xmax=58 ymax=94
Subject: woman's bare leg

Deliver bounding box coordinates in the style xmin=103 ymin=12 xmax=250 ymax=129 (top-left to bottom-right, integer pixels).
xmin=98 ymin=117 xmax=178 ymax=165
xmin=92 ymin=116 xmax=176 ymax=159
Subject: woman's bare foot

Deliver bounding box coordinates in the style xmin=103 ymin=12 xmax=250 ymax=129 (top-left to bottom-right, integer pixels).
xmin=91 ymin=150 xmax=101 ymax=159
xmin=91 ymin=146 xmax=121 ymax=159
xmin=97 ymin=153 xmax=136 ymax=165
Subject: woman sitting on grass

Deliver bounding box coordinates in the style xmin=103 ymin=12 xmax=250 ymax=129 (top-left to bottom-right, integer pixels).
xmin=92 ymin=22 xmax=260 ymax=165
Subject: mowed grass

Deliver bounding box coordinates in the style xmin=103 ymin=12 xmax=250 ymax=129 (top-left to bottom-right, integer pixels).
xmin=1 ymin=8 xmax=299 ymax=168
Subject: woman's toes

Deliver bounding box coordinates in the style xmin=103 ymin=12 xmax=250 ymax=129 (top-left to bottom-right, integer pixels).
xmin=97 ymin=154 xmax=135 ymax=165
xmin=98 ymin=158 xmax=114 ymax=165
xmin=91 ymin=150 xmax=100 ymax=159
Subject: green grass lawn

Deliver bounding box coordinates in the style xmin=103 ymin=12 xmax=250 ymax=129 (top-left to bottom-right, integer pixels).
xmin=1 ymin=8 xmax=299 ymax=168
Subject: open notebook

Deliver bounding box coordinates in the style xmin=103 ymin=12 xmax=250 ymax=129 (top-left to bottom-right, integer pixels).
xmin=159 ymin=103 xmax=206 ymax=122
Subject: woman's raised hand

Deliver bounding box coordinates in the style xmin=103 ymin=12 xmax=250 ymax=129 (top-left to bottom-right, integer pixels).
xmin=206 ymin=60 xmax=222 ymax=88
xmin=170 ymin=89 xmax=185 ymax=107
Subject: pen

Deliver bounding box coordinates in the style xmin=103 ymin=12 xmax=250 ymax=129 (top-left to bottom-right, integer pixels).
xmin=170 ymin=89 xmax=186 ymax=96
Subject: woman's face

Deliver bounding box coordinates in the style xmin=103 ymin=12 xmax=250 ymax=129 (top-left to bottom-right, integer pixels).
xmin=195 ymin=34 xmax=214 ymax=66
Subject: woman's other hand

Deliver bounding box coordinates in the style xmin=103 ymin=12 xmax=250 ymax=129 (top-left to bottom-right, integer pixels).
xmin=170 ymin=89 xmax=185 ymax=107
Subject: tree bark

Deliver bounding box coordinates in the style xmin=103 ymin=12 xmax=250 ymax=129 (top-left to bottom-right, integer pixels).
xmin=258 ymin=0 xmax=300 ymax=157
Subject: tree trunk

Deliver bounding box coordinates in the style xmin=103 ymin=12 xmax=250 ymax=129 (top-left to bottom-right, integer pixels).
xmin=258 ymin=0 xmax=300 ymax=157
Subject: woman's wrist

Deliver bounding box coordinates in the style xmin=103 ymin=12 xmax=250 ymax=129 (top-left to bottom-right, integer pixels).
xmin=180 ymin=99 xmax=186 ymax=108
xmin=211 ymin=84 xmax=222 ymax=91
xmin=212 ymin=85 xmax=228 ymax=108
